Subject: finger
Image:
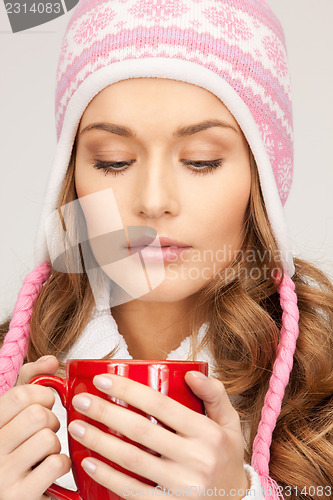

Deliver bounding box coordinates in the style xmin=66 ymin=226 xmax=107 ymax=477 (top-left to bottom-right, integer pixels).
xmin=0 ymin=404 xmax=60 ymax=456
xmin=79 ymin=456 xmax=159 ymax=499
xmin=68 ymin=418 xmax=176 ymax=488
xmin=184 ymin=372 xmax=240 ymax=428
xmin=4 ymin=427 xmax=61 ymax=478
xmin=91 ymin=374 xmax=207 ymax=437
xmin=80 ymin=453 xmax=191 ymax=496
xmin=0 ymin=384 xmax=55 ymax=429
xmin=69 ymin=393 xmax=193 ymax=461
xmin=16 ymin=356 xmax=59 ymax=386
xmin=22 ymin=453 xmax=71 ymax=498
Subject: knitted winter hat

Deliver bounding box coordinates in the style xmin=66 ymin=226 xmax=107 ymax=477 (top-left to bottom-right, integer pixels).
xmin=37 ymin=0 xmax=295 ymax=276
xmin=0 ymin=1 xmax=300 ymax=498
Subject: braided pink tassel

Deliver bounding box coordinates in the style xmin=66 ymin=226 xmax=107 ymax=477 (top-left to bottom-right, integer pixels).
xmin=0 ymin=262 xmax=51 ymax=396
xmin=251 ymin=268 xmax=300 ymax=499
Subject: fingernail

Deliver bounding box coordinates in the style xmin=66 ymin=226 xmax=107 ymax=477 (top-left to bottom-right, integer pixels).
xmin=72 ymin=395 xmax=91 ymax=410
xmin=36 ymin=355 xmax=53 ymax=363
xmin=82 ymin=458 xmax=96 ymax=474
xmin=188 ymin=371 xmax=207 ymax=379
xmin=93 ymin=375 xmax=112 ymax=390
xmin=69 ymin=421 xmax=86 ymax=437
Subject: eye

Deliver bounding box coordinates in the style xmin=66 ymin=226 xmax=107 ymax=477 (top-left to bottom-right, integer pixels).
xmin=92 ymin=160 xmax=135 ymax=176
xmin=182 ymin=159 xmax=223 ymax=175
xmin=92 ymin=158 xmax=223 ymax=176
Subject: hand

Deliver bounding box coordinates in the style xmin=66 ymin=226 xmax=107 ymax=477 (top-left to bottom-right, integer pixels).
xmin=0 ymin=356 xmax=71 ymax=500
xmin=68 ymin=371 xmax=249 ymax=499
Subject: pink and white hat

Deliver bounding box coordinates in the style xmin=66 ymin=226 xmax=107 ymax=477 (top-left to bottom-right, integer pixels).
xmin=34 ymin=0 xmax=295 ymax=276
xmin=0 ymin=1 xmax=300 ymax=497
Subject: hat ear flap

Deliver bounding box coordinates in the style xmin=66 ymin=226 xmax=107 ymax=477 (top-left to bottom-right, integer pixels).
xmin=251 ymin=268 xmax=300 ymax=498
xmin=0 ymin=262 xmax=51 ymax=396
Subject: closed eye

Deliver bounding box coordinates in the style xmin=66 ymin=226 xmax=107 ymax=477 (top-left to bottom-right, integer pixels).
xmin=92 ymin=159 xmax=223 ymax=176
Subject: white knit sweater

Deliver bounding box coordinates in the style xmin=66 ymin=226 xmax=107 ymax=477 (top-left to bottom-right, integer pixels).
xmin=47 ymin=307 xmax=264 ymax=499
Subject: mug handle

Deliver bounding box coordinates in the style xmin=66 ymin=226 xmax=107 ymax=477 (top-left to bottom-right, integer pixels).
xmin=30 ymin=375 xmax=82 ymax=500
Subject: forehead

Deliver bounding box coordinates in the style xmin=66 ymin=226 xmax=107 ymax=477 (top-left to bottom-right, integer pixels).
xmin=78 ymin=78 xmax=241 ymax=133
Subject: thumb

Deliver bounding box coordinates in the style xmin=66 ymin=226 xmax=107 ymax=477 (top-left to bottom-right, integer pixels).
xmin=16 ymin=355 xmax=59 ymax=386
xmin=185 ymin=371 xmax=239 ymax=427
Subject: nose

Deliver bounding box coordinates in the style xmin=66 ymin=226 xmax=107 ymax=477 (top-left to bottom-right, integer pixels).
xmin=133 ymin=157 xmax=180 ymax=219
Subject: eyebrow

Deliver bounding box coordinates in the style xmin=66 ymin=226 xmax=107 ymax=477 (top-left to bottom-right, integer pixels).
xmin=79 ymin=119 xmax=239 ymax=138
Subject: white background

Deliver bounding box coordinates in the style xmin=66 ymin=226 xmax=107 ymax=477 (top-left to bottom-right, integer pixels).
xmin=0 ymin=0 xmax=332 ymax=321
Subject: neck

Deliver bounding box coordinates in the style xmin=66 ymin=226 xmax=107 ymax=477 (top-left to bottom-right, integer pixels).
xmin=111 ymin=297 xmax=202 ymax=360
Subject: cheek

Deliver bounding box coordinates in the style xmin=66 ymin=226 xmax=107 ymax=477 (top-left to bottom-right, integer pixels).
xmin=196 ymin=170 xmax=251 ymax=246
xmin=74 ymin=162 xmax=111 ymax=199
xmin=74 ymin=164 xmax=91 ymax=198
xmin=74 ymin=169 xmax=124 ymax=242
xmin=74 ymin=162 xmax=128 ymax=221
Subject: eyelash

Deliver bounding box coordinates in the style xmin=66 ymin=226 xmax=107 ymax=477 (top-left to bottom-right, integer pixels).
xmin=92 ymin=159 xmax=223 ymax=176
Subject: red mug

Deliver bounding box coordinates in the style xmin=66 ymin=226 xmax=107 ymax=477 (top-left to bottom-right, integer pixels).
xmin=30 ymin=359 xmax=208 ymax=500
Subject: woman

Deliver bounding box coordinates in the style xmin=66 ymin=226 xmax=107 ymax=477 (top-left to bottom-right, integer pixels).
xmin=0 ymin=0 xmax=332 ymax=499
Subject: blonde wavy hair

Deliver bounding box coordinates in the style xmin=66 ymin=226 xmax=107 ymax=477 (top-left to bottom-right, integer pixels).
xmin=1 ymin=138 xmax=333 ymax=499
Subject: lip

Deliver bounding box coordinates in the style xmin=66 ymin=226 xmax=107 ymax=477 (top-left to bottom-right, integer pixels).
xmin=127 ymin=233 xmax=191 ymax=249
xmin=153 ymin=235 xmax=191 ymax=248
xmin=130 ymin=245 xmax=191 ymax=263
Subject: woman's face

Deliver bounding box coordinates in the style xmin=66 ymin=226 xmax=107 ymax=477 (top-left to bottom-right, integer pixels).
xmin=75 ymin=78 xmax=251 ymax=302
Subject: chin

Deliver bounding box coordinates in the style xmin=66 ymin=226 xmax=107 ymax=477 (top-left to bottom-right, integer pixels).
xmin=135 ymin=278 xmax=204 ymax=303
